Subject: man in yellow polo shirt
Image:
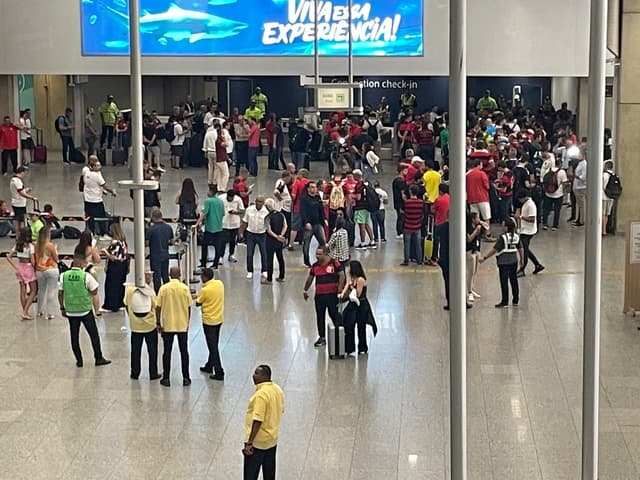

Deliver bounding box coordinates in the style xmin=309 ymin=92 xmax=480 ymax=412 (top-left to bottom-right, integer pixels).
xmin=422 ymin=161 xmax=442 ymax=204
xmin=156 ymin=266 xmax=192 ymax=387
xmin=194 ymin=267 xmax=225 ymax=381
xmin=124 ymin=270 xmax=161 ymax=381
xmin=242 ymin=365 xmax=285 ymax=480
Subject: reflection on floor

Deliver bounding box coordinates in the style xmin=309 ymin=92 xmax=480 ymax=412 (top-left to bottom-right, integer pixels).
xmin=0 ymin=155 xmax=636 ymax=479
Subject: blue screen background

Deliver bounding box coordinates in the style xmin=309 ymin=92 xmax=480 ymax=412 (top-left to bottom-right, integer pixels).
xmin=80 ymin=0 xmax=423 ymax=56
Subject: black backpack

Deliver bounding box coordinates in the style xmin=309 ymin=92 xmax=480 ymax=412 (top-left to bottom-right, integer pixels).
xmin=542 ymin=168 xmax=559 ymax=194
xmin=54 ymin=115 xmax=65 ymax=133
xmin=364 ymin=183 xmax=381 ymax=212
xmin=367 ymin=120 xmax=379 ymax=141
xmin=62 ymin=225 xmax=82 ymax=239
xmin=164 ymin=122 xmax=176 ymax=143
xmin=604 ymin=172 xmax=623 ymax=199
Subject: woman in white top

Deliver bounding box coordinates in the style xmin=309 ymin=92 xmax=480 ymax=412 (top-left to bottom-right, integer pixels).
xmin=19 ymin=110 xmax=34 ymax=166
xmin=362 ymin=143 xmax=380 ymax=182
xmin=7 ymin=226 xmax=37 ymax=320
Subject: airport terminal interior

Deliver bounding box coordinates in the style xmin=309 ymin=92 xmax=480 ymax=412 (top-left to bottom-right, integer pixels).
xmin=2 ymin=0 xmax=640 ymax=479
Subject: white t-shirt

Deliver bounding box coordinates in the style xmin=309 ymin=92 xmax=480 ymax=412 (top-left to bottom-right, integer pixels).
xmin=603 ymin=170 xmax=613 ymax=200
xmin=83 ymin=169 xmax=106 ymax=203
xmin=520 ymin=198 xmax=537 ymax=235
xmin=19 ymin=118 xmax=31 ymax=140
xmin=202 ymin=128 xmax=218 ymax=153
xmin=243 ymin=205 xmax=269 ymax=234
xmin=10 ymin=176 xmax=26 ymax=207
xmin=375 ymin=187 xmax=388 ymax=210
xmin=220 ymin=195 xmax=244 ymax=230
xmin=222 ymin=129 xmax=233 ymax=154
xmin=204 ymin=112 xmax=215 ymax=128
xmin=171 ymin=123 xmax=185 ymax=146
xmin=274 ymin=178 xmax=292 ymax=213
xmin=544 ymin=168 xmax=568 ymax=199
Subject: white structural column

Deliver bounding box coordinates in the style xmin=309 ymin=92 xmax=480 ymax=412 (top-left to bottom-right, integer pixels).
xmin=581 ymin=0 xmax=607 ymax=478
xmin=129 ymin=0 xmax=146 ymax=288
xmin=448 ymin=0 xmax=467 ymax=479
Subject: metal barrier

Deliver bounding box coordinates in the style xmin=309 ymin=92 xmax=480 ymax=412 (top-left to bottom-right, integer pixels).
xmin=189 ymin=224 xmax=199 ymax=283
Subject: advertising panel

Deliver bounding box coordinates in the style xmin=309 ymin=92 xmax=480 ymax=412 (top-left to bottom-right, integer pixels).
xmin=80 ymin=0 xmax=423 ymax=56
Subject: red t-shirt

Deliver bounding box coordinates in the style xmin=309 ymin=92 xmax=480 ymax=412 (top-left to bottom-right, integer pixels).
xmin=403 ymin=197 xmax=424 ymax=232
xmin=248 ymin=123 xmax=261 ymax=148
xmin=466 ymin=168 xmax=490 ymax=204
xmin=398 ymin=122 xmax=415 ymax=143
xmin=414 ymin=128 xmax=434 ymax=146
xmin=400 ymin=162 xmax=418 ymax=185
xmin=496 ymin=171 xmax=513 ymax=198
xmin=265 ymin=119 xmax=274 ymax=145
xmin=310 ymin=260 xmax=342 ymax=296
xmin=431 ymin=193 xmax=450 ymax=225
xmin=291 ymin=178 xmax=310 ymax=213
xmin=233 ymin=178 xmax=249 ymax=207
xmin=0 ymin=124 xmax=19 ymax=150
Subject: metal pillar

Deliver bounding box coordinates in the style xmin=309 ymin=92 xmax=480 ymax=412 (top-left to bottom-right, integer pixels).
xmin=582 ymin=0 xmax=607 ymax=478
xmin=129 ymin=0 xmax=146 ymax=288
xmin=448 ymin=0 xmax=467 ymax=479
xmin=610 ymin=61 xmax=620 ymax=163
xmin=314 ymin=0 xmax=319 ymax=85
xmin=347 ymin=0 xmax=353 ymax=84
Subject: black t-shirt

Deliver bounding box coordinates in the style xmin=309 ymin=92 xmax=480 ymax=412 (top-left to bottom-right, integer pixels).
xmin=513 ymin=165 xmax=533 ymax=193
xmin=392 ymin=177 xmax=407 ymax=209
xmin=466 ymin=215 xmax=480 ymax=253
xmin=351 ymin=133 xmax=374 ymax=151
xmin=143 ymin=125 xmax=157 ymax=146
xmin=292 ymin=127 xmax=311 ymax=153
xmin=146 ymin=221 xmax=173 ymax=261
xmin=144 ymin=184 xmax=161 ymax=208
xmin=266 ymin=211 xmax=286 ymax=246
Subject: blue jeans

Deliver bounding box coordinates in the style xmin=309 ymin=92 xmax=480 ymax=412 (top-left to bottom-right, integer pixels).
xmin=371 ymin=210 xmax=386 ymax=241
xmin=293 ymin=151 xmax=306 ymax=170
xmin=60 ymin=135 xmax=74 ymax=163
xmin=303 ymin=224 xmax=326 ymax=266
xmin=403 ymin=230 xmax=422 ymax=264
xmin=247 ymin=146 xmax=259 ymax=177
xmin=246 ymin=232 xmax=267 ymax=273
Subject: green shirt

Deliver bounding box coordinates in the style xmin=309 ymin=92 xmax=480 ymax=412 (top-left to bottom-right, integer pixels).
xmin=62 ymin=269 xmax=93 ymax=314
xmin=99 ymin=101 xmax=120 ymax=126
xmin=203 ymin=196 xmax=224 ymax=234
xmin=439 ymin=129 xmax=449 ymax=149
xmin=250 ymin=93 xmax=268 ymax=113
xmin=476 ymin=96 xmax=498 ymax=112
xmin=245 ymin=106 xmax=264 ymax=122
xmin=31 ymin=218 xmax=44 ymax=242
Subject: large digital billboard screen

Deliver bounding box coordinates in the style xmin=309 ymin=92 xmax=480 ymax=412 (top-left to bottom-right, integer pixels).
xmin=80 ymin=0 xmax=423 ymax=56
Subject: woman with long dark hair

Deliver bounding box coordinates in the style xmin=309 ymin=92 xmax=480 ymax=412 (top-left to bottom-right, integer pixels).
xmin=101 ymin=222 xmax=129 ymax=312
xmin=7 ymin=226 xmax=37 ymax=320
xmin=176 ymin=177 xmax=199 ymax=222
xmin=339 ymin=260 xmax=377 ymax=355
xmin=75 ymin=230 xmax=102 ymax=315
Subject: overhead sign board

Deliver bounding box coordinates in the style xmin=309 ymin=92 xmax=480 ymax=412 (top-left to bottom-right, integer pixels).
xmin=80 ymin=0 xmax=423 ymax=56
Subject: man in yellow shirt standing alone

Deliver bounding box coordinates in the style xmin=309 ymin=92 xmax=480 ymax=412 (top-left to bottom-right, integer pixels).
xmin=194 ymin=267 xmax=225 ymax=381
xmin=156 ymin=266 xmax=192 ymax=387
xmin=242 ymin=365 xmax=285 ymax=480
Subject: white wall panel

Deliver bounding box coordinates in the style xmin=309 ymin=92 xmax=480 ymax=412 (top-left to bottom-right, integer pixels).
xmin=0 ymin=0 xmax=590 ymax=76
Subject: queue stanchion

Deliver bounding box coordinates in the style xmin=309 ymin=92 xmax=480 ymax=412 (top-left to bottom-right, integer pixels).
xmin=190 ymin=226 xmax=200 ymax=282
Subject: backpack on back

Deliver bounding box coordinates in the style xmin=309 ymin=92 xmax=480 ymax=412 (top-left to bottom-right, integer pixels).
xmin=542 ymin=168 xmax=559 ymax=194
xmin=164 ymin=122 xmax=176 ymax=143
xmin=78 ymin=173 xmax=85 ymax=192
xmin=364 ymin=183 xmax=381 ymax=212
xmin=54 ymin=115 xmax=65 ymax=134
xmin=367 ymin=120 xmax=379 ymax=141
xmin=329 ymin=183 xmax=345 ymax=210
xmin=605 ymin=172 xmax=623 ymax=199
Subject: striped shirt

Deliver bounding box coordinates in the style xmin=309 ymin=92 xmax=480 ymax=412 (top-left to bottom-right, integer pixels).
xmin=403 ymin=197 xmax=424 ymax=232
xmin=310 ymin=260 xmax=343 ymax=296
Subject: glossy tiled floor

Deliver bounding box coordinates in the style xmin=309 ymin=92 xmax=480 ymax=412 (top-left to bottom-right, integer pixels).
xmin=0 ymin=153 xmax=637 ymax=479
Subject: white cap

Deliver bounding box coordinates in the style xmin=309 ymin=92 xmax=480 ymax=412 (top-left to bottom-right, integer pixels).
xmin=129 ymin=286 xmax=154 ymax=315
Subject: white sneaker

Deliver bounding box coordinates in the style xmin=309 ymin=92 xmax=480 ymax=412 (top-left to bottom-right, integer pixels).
xmin=228 ymin=255 xmax=238 ymax=263
xmin=471 ymin=291 xmax=481 ymax=299
xmin=218 ymin=259 xmax=224 ymax=266
xmin=467 ymin=293 xmax=475 ymax=303
xmin=261 ymin=272 xmax=268 ymax=278
xmin=246 ymin=272 xmax=253 ymax=279
xmin=395 ymin=234 xmax=402 ymax=240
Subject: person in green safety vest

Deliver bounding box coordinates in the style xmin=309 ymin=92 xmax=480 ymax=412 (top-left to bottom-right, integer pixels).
xmin=399 ymin=88 xmax=417 ymax=119
xmin=58 ymin=252 xmax=111 ymax=368
xmin=245 ymin=100 xmax=264 ymax=124
xmin=476 ymin=90 xmax=498 ymax=112
xmin=98 ymin=94 xmax=120 ymax=149
xmin=250 ymin=87 xmax=268 ymax=120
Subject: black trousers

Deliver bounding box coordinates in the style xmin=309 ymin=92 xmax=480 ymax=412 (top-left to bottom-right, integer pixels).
xmin=266 ymin=242 xmax=285 ymax=281
xmin=243 ymin=445 xmax=277 ymax=480
xmin=201 ymin=231 xmax=223 ymax=268
xmin=150 ymin=257 xmax=169 ymax=293
xmin=68 ymin=312 xmax=104 ymax=363
xmin=203 ymin=323 xmax=224 ymax=376
xmin=162 ymin=332 xmax=190 ymax=380
xmin=439 ymin=262 xmax=450 ymax=305
xmin=235 ymin=141 xmax=248 ymax=176
xmin=100 ymin=125 xmax=115 ymax=149
xmin=343 ymin=305 xmax=368 ymax=354
xmin=84 ymin=201 xmax=107 ymax=236
xmin=61 ymin=135 xmax=75 ymax=162
xmin=314 ymin=294 xmax=340 ymax=339
xmin=221 ymin=228 xmax=238 ymax=257
xmin=1 ymin=149 xmax=17 ymax=174
xmin=519 ymin=233 xmax=541 ymax=271
xmin=498 ymin=263 xmax=519 ymax=305
xmin=542 ymin=196 xmax=563 ymax=229
xmin=130 ymin=330 xmax=158 ymax=378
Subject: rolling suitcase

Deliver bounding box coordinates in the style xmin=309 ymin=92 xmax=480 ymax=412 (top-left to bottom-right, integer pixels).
xmin=328 ymin=305 xmax=346 ymax=359
xmin=423 ymin=214 xmax=434 ymax=262
xmin=33 ymin=129 xmax=47 ymax=163
xmin=112 ymin=149 xmax=127 ymax=165
xmin=70 ymin=148 xmax=86 ymax=164
xmin=97 ymin=148 xmax=107 ymax=165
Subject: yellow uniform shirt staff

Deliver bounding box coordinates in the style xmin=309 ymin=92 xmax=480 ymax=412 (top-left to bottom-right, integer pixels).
xmin=196 ymin=277 xmax=224 ymax=326
xmin=194 ymin=269 xmax=226 ymax=380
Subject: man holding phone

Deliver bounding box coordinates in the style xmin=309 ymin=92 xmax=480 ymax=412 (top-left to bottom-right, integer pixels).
xmin=194 ymin=186 xmax=225 ymax=270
